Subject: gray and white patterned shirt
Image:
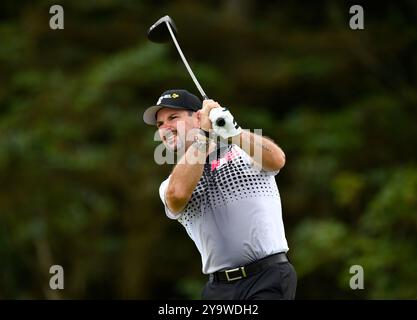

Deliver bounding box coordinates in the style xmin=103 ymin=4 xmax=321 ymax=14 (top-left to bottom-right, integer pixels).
xmin=159 ymin=144 xmax=289 ymax=274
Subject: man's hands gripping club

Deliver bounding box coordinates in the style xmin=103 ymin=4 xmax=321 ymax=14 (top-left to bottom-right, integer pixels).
xmin=197 ymin=100 xmax=242 ymax=139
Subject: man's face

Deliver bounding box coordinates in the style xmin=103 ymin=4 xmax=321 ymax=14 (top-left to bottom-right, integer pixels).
xmin=156 ymin=107 xmax=199 ymax=152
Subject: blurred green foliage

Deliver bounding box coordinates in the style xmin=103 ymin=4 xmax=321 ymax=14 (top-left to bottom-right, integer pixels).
xmin=0 ymin=0 xmax=416 ymax=299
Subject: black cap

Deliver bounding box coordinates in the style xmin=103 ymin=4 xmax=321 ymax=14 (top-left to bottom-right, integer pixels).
xmin=143 ymin=89 xmax=202 ymax=125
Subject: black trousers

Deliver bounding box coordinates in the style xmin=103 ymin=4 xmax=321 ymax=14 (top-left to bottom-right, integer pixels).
xmin=201 ymin=261 xmax=297 ymax=300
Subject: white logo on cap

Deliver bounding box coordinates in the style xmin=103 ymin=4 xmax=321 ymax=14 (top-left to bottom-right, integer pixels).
xmin=156 ymin=93 xmax=179 ymax=105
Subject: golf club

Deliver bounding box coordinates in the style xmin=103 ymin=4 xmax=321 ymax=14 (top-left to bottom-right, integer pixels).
xmin=147 ymin=15 xmax=226 ymax=127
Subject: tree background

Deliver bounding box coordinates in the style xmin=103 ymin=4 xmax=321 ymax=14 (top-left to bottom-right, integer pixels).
xmin=1 ymin=0 xmax=416 ymax=299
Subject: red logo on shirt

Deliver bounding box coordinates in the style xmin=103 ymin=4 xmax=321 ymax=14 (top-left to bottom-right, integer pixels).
xmin=211 ymin=149 xmax=240 ymax=171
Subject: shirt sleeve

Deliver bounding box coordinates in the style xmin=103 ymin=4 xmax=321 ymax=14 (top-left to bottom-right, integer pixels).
xmin=159 ymin=177 xmax=184 ymax=220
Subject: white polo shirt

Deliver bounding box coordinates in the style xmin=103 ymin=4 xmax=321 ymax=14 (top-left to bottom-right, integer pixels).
xmin=159 ymin=144 xmax=289 ymax=274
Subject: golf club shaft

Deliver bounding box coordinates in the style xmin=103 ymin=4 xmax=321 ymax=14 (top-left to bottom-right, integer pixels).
xmin=165 ymin=22 xmax=208 ymax=100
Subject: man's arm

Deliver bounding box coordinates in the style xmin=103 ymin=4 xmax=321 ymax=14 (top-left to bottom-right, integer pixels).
xmin=165 ymin=102 xmax=218 ymax=215
xmin=200 ymin=99 xmax=286 ymax=172
xmin=232 ymin=130 xmax=285 ymax=171
xmin=165 ymin=140 xmax=214 ymax=215
xmin=233 ymin=130 xmax=286 ymax=172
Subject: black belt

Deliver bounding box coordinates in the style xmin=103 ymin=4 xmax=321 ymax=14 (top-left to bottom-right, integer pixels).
xmin=211 ymin=252 xmax=289 ymax=283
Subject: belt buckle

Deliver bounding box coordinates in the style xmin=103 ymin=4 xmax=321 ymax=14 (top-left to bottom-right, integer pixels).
xmin=225 ymin=267 xmax=247 ymax=281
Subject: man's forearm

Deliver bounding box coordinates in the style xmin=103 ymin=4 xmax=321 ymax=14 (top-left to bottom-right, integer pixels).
xmin=234 ymin=130 xmax=286 ymax=171
xmin=166 ymin=141 xmax=215 ymax=214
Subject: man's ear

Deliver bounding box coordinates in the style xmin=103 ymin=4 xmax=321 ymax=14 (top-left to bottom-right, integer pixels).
xmin=196 ymin=110 xmax=201 ymax=126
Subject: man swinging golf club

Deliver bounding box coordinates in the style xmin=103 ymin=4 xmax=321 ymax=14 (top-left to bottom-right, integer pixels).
xmin=143 ymin=89 xmax=297 ymax=300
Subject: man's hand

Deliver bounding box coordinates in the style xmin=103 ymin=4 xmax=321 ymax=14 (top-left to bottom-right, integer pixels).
xmin=209 ymin=108 xmax=242 ymax=139
xmin=197 ymin=99 xmax=221 ymax=131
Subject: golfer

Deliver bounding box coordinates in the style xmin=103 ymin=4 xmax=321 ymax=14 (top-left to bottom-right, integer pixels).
xmin=143 ymin=89 xmax=297 ymax=300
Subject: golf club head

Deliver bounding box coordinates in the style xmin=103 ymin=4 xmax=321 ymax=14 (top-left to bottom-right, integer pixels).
xmin=148 ymin=15 xmax=178 ymax=43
